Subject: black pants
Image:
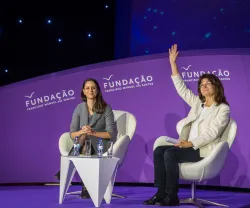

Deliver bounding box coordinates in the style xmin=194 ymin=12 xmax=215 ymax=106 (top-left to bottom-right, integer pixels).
xmin=154 ymin=146 xmax=203 ymax=196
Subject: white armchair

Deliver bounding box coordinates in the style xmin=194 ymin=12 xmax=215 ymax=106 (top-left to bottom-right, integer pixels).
xmin=58 ymin=110 xmax=137 ymax=200
xmin=154 ymin=118 xmax=237 ymax=207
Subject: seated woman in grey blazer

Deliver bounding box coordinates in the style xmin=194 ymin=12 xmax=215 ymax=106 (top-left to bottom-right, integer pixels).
xmin=56 ymin=78 xmax=117 ymax=198
xmin=143 ymin=44 xmax=230 ymax=206
xmin=70 ymin=78 xmax=117 ymax=156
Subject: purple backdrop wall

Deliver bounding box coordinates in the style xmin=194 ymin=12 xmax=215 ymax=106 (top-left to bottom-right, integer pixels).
xmin=1 ymin=49 xmax=250 ymax=188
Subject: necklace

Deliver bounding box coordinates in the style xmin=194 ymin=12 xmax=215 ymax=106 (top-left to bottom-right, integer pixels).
xmin=87 ymin=105 xmax=93 ymax=111
xmin=87 ymin=103 xmax=94 ymax=111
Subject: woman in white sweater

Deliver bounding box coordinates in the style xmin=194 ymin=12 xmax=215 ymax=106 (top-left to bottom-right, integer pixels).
xmin=143 ymin=44 xmax=230 ymax=206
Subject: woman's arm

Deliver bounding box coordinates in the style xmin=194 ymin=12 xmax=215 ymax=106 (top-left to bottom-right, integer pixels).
xmin=91 ymin=131 xmax=111 ymax=139
xmin=169 ymin=44 xmax=198 ymax=107
xmin=171 ymin=71 xmax=198 ymax=107
xmin=70 ymin=130 xmax=85 ymax=139
xmin=90 ymin=105 xmax=117 ymax=140
xmin=170 ymin=60 xmax=179 ymax=76
xmin=70 ymin=104 xmax=85 ymax=139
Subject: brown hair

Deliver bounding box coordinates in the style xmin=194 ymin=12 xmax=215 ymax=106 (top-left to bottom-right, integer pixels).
xmin=198 ymin=74 xmax=229 ymax=106
xmin=80 ymin=78 xmax=107 ymax=113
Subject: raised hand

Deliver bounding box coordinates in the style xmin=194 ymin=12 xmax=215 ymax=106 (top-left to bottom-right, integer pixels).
xmin=169 ymin=44 xmax=179 ymax=64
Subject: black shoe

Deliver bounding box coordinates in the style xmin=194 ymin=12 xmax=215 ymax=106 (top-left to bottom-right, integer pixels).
xmin=54 ymin=171 xmax=60 ymax=181
xmin=158 ymin=196 xmax=179 ymax=206
xmin=143 ymin=194 xmax=161 ymax=205
xmin=80 ymin=187 xmax=90 ymax=199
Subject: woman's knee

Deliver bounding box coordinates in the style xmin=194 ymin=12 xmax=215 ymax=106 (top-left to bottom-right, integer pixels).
xmin=163 ymin=148 xmax=176 ymax=161
xmin=154 ymin=146 xmax=173 ymax=158
xmin=154 ymin=146 xmax=165 ymax=158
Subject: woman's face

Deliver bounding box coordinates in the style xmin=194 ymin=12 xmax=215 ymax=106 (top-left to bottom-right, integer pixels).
xmin=83 ymin=81 xmax=98 ymax=100
xmin=199 ymin=78 xmax=215 ymax=97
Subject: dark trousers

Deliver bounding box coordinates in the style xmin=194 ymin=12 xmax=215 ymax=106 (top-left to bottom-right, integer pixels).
xmin=154 ymin=145 xmax=203 ymax=196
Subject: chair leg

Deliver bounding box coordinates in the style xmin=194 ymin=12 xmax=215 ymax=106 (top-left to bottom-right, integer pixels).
xmin=180 ymin=182 xmax=228 ymax=207
xmin=111 ymin=193 xmax=126 ymax=198
xmin=66 ymin=191 xmax=81 ymax=195
xmin=66 ymin=192 xmax=127 ymax=198
xmin=180 ymin=198 xmax=204 ymax=208
xmin=197 ymin=198 xmax=228 ymax=207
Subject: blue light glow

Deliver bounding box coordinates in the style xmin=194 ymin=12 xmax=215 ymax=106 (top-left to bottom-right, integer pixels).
xmin=205 ymin=32 xmax=212 ymax=38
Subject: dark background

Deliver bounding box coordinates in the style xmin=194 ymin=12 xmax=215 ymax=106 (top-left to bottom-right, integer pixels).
xmin=115 ymin=0 xmax=250 ymax=58
xmin=0 ymin=0 xmax=116 ymax=86
xmin=1 ymin=0 xmax=250 ymax=87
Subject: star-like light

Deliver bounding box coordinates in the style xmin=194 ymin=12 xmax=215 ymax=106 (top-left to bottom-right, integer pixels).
xmin=204 ymin=32 xmax=212 ymax=39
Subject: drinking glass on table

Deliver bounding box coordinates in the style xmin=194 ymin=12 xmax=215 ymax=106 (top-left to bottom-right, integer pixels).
xmin=83 ymin=140 xmax=91 ymax=157
xmin=107 ymin=141 xmax=113 ymax=158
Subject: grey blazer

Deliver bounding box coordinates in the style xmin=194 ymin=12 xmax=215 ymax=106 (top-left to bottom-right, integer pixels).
xmin=70 ymin=102 xmax=117 ymax=153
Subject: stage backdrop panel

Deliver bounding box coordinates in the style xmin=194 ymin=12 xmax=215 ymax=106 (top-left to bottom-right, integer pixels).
xmin=1 ymin=49 xmax=250 ymax=188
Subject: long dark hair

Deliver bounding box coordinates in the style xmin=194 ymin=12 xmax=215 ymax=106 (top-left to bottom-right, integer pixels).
xmin=198 ymin=74 xmax=229 ymax=106
xmin=80 ymin=78 xmax=107 ymax=113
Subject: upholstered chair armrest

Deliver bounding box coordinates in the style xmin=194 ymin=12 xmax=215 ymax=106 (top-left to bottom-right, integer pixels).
xmin=153 ymin=136 xmax=174 ymax=151
xmin=59 ymin=132 xmax=73 ymax=156
xmin=103 ymin=135 xmax=130 ymax=166
xmin=179 ymin=141 xmax=229 ymax=181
